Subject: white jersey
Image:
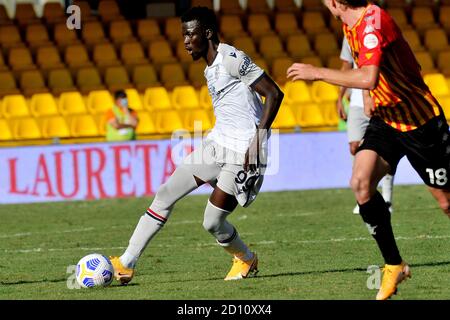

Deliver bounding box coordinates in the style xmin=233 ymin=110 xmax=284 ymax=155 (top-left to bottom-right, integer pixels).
xmin=204 ymin=43 xmax=266 ymax=154
xmin=340 ymin=37 xmax=364 ymax=108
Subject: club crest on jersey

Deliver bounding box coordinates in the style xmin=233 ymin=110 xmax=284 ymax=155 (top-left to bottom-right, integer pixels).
xmin=363 ymin=33 xmax=379 ymax=49
xmin=363 ymin=25 xmax=375 ymax=34
xmin=239 ymin=56 xmax=252 ymax=76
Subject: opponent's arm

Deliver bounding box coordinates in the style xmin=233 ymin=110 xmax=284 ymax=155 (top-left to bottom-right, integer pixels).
xmin=286 ymin=63 xmax=380 ymax=90
xmin=337 ymin=60 xmax=353 ymax=120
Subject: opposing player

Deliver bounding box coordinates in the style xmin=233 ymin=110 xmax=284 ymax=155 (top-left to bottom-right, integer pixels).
xmin=287 ymin=0 xmax=449 ymax=300
xmin=337 ymin=37 xmax=394 ymax=215
xmin=109 ymin=6 xmax=284 ymax=284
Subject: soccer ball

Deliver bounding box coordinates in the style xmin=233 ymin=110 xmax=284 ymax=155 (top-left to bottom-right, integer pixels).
xmin=76 ymin=253 xmax=114 ymax=288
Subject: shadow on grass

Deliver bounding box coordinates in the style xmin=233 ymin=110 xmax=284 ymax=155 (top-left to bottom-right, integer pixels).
xmin=0 ymin=278 xmax=139 ymax=287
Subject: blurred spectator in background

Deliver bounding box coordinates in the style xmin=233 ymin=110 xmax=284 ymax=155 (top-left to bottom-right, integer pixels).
xmin=105 ymin=90 xmax=138 ymax=141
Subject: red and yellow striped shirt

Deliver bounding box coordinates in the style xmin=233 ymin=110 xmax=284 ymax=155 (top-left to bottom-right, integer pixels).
xmin=343 ymin=4 xmax=443 ymax=131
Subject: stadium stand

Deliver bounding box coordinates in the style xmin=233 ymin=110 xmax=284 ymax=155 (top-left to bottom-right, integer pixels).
xmin=0 ymin=0 xmax=448 ymax=146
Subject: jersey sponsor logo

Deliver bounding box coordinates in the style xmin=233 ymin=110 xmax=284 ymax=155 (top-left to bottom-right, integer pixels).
xmin=363 ymin=33 xmax=379 ymax=49
xmin=239 ymin=56 xmax=252 ymax=76
xmin=229 ymin=52 xmax=237 ymax=58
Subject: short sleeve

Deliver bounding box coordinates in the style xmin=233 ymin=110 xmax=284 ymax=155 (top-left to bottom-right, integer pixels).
xmin=222 ymin=49 xmax=264 ymax=87
xmin=357 ymin=27 xmax=384 ymax=67
xmin=340 ymin=37 xmax=354 ymax=64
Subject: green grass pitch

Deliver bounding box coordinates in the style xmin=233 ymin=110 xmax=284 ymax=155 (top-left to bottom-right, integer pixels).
xmin=1 ymin=185 xmax=450 ymax=300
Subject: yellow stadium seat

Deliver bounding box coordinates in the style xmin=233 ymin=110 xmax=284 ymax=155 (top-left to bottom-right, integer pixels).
xmin=301 ymin=56 xmax=323 ymax=68
xmin=219 ymin=0 xmax=245 ymax=16
xmin=0 ymin=118 xmax=12 ymax=140
xmin=164 ymin=17 xmax=182 ymax=45
xmin=437 ymin=50 xmax=450 ymax=76
xmin=69 ymin=114 xmax=99 ymax=137
xmin=320 ymin=102 xmax=339 ymax=126
xmin=176 ymin=39 xmax=193 ymax=65
xmin=121 ymin=41 xmax=149 ymax=68
xmin=402 ymin=29 xmax=424 ymax=52
xmin=40 ymin=115 xmax=70 ymax=139
xmin=124 ymin=88 xmax=144 ymax=111
xmin=220 ymin=15 xmax=247 ymax=41
xmin=275 ymin=13 xmax=301 ymax=40
xmin=247 ymin=0 xmax=272 ymax=15
xmin=54 ymin=23 xmax=81 ymax=49
xmin=30 ymin=93 xmax=59 ymax=118
xmin=1 ymin=94 xmax=30 ymax=119
xmin=153 ymin=110 xmax=184 ymax=134
xmin=440 ymin=6 xmax=450 ymax=33
xmin=109 ymin=20 xmax=135 ymax=45
xmin=98 ymin=0 xmax=122 ymax=22
xmin=160 ymin=63 xmax=188 ymax=89
xmin=327 ymin=55 xmax=343 ymax=70
xmin=0 ymin=4 xmax=12 ymax=26
xmin=274 ymin=0 xmax=298 ymax=13
xmin=188 ymin=61 xmax=207 ymax=88
xmin=387 ymin=8 xmax=410 ymax=29
xmin=82 ymin=21 xmax=107 ymax=48
xmin=36 ymin=46 xmax=65 ymax=71
xmin=424 ymin=73 xmax=450 ymax=97
xmin=301 ymin=0 xmax=326 ymax=11
xmin=43 ymin=2 xmax=66 ymax=25
xmin=295 ymin=103 xmax=327 ymax=128
xmin=287 ymin=34 xmax=314 ymax=59
xmin=424 ymin=28 xmax=449 ymax=59
xmin=87 ymin=90 xmax=114 ymax=115
xmin=247 ymin=14 xmax=275 ymax=40
xmin=137 ymin=19 xmax=163 ymax=45
xmin=253 ymin=58 xmax=269 ymax=73
xmin=132 ymin=64 xmax=160 ymax=91
xmin=76 ymin=67 xmax=105 ymax=94
xmin=93 ymin=42 xmax=121 ymax=69
xmin=0 ymin=53 xmax=8 ymax=71
xmin=271 ymin=101 xmax=297 ymax=130
xmin=180 ymin=108 xmax=213 ymax=132
xmin=271 ymin=57 xmax=294 ymax=85
xmin=0 ymin=71 xmax=20 ymax=97
xmin=104 ymin=66 xmax=133 ymax=91
xmin=65 ymin=44 xmax=93 ymax=70
xmin=412 ymin=7 xmax=437 ymax=35
xmin=148 ymin=39 xmax=177 ymax=66
xmin=311 ymin=81 xmax=339 ymax=103
xmin=15 ymin=3 xmax=39 ymax=26
xmin=58 ymin=91 xmax=88 ymax=115
xmin=144 ymin=86 xmax=173 ymax=110
xmin=10 ymin=117 xmax=42 ymax=139
xmin=135 ymin=110 xmax=156 ymax=135
xmin=8 ymin=47 xmax=36 ymax=72
xmin=25 ymin=24 xmax=52 ymax=49
xmin=232 ymin=36 xmax=260 ymax=59
xmin=172 ymin=86 xmax=200 ymax=110
xmin=314 ymin=33 xmax=339 ymax=61
xmin=283 ymin=81 xmax=312 ymax=106
xmin=48 ymin=68 xmax=77 ymax=95
xmin=0 ymin=25 xmax=22 ymax=49
xmin=302 ymin=11 xmax=328 ymax=37
xmin=199 ymin=85 xmax=212 ymax=110
xmin=415 ymin=51 xmax=437 ymax=74
xmin=20 ymin=70 xmax=48 ymax=96
xmin=259 ymin=35 xmax=287 ymax=62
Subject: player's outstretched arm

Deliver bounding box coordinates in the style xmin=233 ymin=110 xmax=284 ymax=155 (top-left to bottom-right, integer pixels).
xmin=286 ymin=63 xmax=380 ymax=90
xmin=244 ymin=74 xmax=284 ymax=172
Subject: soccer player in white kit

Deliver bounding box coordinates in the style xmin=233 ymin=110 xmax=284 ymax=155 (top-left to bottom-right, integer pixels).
xmin=337 ymin=37 xmax=394 ymax=214
xmin=109 ymin=6 xmax=284 ymax=284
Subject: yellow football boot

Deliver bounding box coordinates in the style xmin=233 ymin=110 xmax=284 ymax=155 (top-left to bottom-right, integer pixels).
xmin=109 ymin=256 xmax=135 ymax=285
xmin=376 ymin=261 xmax=411 ymax=300
xmin=224 ymin=253 xmax=258 ymax=281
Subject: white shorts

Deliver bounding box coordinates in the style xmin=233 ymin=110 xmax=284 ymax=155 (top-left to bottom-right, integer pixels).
xmin=181 ymin=139 xmax=265 ymax=207
xmin=347 ymin=106 xmax=370 ymax=142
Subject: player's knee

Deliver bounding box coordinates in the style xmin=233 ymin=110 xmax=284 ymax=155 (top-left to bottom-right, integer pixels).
xmin=350 ymin=174 xmax=371 ymax=203
xmin=438 ymin=198 xmax=450 ymax=216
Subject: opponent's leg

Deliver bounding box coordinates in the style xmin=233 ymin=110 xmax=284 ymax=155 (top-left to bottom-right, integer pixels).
xmin=204 ymin=187 xmax=258 ymax=280
xmin=428 ymin=187 xmax=450 ymax=216
xmin=351 ymin=149 xmax=410 ymax=300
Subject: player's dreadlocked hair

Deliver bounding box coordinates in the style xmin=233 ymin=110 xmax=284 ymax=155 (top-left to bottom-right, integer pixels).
xmin=336 ymin=0 xmax=369 ymax=8
xmin=181 ymin=6 xmax=219 ymax=34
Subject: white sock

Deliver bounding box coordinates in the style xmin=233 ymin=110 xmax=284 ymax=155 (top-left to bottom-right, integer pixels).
xmin=120 ymin=213 xmax=165 ymax=268
xmin=382 ymin=174 xmax=394 ymax=204
xmin=218 ymin=229 xmax=254 ymax=261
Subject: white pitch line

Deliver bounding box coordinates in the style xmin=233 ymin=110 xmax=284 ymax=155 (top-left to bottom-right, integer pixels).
xmin=3 ymin=234 xmax=450 ymax=254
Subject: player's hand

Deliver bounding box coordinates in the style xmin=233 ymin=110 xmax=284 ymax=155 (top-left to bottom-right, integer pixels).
xmin=286 ymin=63 xmax=319 ymax=81
xmin=363 ymin=91 xmax=376 ymax=117
xmin=244 ymin=136 xmax=260 ymax=173
xmin=336 ymin=99 xmax=347 ymax=121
